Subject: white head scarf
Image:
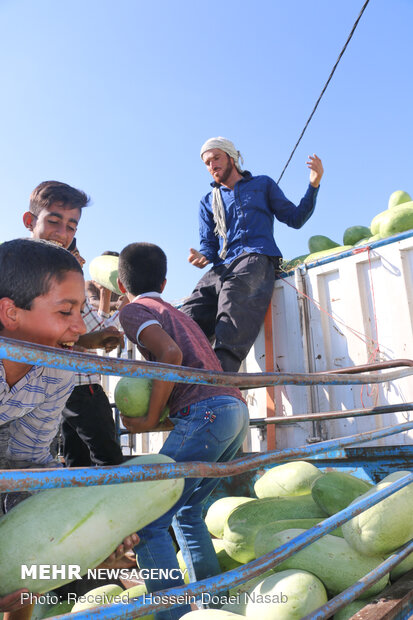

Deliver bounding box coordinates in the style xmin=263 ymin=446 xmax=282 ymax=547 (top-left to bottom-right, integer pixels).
xmin=200 ymin=136 xmax=244 ymax=172
xmin=200 ymin=137 xmax=244 ymax=259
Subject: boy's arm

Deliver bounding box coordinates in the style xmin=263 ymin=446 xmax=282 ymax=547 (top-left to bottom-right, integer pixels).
xmin=120 ymin=324 xmax=182 ymax=434
xmin=77 ymin=298 xmax=123 ymax=352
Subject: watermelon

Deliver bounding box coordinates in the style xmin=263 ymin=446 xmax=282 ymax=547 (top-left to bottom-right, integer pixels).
xmin=388 ymin=190 xmax=412 ymax=209
xmin=254 ymin=518 xmax=343 ymax=558
xmin=342 ymin=471 xmax=413 ymax=557
xmin=0 ymin=454 xmax=184 ymax=596
xmin=370 ymin=210 xmax=388 ymax=235
xmin=89 ymin=254 xmax=121 ymax=295
xmin=254 ymin=461 xmax=322 ymax=499
xmin=308 ymin=235 xmax=340 ymax=253
xmin=333 ymin=600 xmax=371 ymax=620
xmin=245 ymin=569 xmax=328 ymax=620
xmin=389 ymin=549 xmax=413 ymax=582
xmin=311 ymin=472 xmax=373 ymax=515
xmin=355 ymin=233 xmax=382 ymax=246
xmin=270 ymin=529 xmax=388 ymax=598
xmin=204 ymin=496 xmax=255 ymax=539
xmin=378 ymin=202 xmax=413 ymax=238
xmin=71 ymin=584 xmax=124 ymax=612
xmin=304 ymin=245 xmax=353 ymax=264
xmin=281 ymin=255 xmax=309 ymax=271
xmin=222 ymin=495 xmax=327 ymax=563
xmin=343 ymin=225 xmax=371 ymax=246
xmin=114 ymin=376 xmax=169 ymax=421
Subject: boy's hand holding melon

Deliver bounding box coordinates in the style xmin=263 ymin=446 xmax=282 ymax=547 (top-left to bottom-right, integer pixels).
xmin=115 ymin=376 xmax=172 ymax=433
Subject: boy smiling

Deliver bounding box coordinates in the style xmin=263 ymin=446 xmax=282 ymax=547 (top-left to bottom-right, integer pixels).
xmin=0 ymin=238 xmax=86 ymax=469
xmin=23 ymin=180 xmax=125 ymax=468
xmin=0 ymin=239 xmax=138 ymax=617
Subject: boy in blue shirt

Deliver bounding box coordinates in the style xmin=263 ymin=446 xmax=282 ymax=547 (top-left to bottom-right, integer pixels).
xmin=118 ymin=242 xmax=250 ymax=620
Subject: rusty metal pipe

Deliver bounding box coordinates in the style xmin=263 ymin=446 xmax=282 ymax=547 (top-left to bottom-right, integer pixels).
xmin=249 ymin=402 xmax=413 ymax=426
xmin=2 ymin=420 xmax=413 ymax=492
xmin=320 ymin=359 xmax=413 ymax=374
xmin=0 ymin=337 xmax=412 ymax=389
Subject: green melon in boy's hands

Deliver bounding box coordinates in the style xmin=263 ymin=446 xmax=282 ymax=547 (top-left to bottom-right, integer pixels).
xmin=114 ymin=376 xmax=169 ymax=421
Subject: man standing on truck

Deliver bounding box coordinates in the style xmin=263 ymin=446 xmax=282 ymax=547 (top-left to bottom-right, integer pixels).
xmin=180 ymin=136 xmax=324 ymax=373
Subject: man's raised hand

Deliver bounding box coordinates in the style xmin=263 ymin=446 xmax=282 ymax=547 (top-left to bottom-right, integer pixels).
xmin=307 ymin=154 xmax=324 ymax=188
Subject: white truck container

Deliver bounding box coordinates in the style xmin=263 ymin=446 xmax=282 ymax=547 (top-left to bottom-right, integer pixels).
xmin=104 ymin=231 xmax=413 ymax=456
xmin=243 ymin=231 xmax=413 ymax=452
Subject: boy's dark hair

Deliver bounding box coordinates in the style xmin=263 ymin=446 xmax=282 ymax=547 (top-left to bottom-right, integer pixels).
xmin=102 ymin=250 xmax=119 ymax=257
xmin=0 ymin=239 xmax=83 ymax=330
xmin=29 ymin=181 xmax=90 ymax=216
xmin=119 ymin=243 xmax=167 ymax=296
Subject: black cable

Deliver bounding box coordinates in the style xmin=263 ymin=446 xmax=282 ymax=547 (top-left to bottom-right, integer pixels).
xmin=277 ymin=0 xmax=371 ymax=184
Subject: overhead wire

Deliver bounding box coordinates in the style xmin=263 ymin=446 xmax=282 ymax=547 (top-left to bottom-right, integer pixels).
xmin=277 ymin=0 xmax=371 ymax=184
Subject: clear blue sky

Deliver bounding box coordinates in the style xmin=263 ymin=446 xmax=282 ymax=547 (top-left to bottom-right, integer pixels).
xmin=1 ymin=0 xmax=412 ymax=301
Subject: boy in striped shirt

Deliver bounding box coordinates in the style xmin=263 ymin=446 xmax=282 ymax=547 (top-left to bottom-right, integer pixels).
xmin=0 ymin=239 xmax=138 ymax=616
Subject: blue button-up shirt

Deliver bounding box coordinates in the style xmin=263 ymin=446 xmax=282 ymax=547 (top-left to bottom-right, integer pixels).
xmin=199 ymin=172 xmax=319 ymax=267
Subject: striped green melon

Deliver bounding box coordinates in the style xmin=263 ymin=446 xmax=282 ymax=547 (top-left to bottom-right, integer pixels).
xmin=281 ymin=255 xmax=309 ymax=271
xmin=378 ymin=203 xmax=413 ymax=237
xmin=342 ymin=471 xmax=413 ymax=557
xmin=245 ymin=569 xmax=328 ymax=620
xmin=343 ymin=226 xmax=371 ymax=246
xmin=254 ymin=518 xmax=343 ymax=558
xmin=388 ymin=190 xmax=412 ymax=209
xmin=389 ymin=549 xmax=413 ymax=582
xmin=311 ymin=472 xmax=373 ymax=515
xmin=0 ymin=454 xmax=184 ymax=596
xmin=205 ymin=496 xmax=256 ymax=538
xmin=89 ymin=254 xmax=121 ymax=295
xmin=304 ymin=245 xmax=353 ymax=264
xmin=71 ymin=584 xmax=124 ymax=612
xmin=355 ymin=233 xmax=382 ymax=246
xmin=222 ymin=495 xmax=327 ymax=563
xmin=370 ymin=210 xmax=388 ymax=235
xmin=333 ymin=600 xmax=371 ymax=619
xmin=270 ymin=529 xmax=388 ymax=598
xmin=254 ymin=461 xmax=322 ymax=499
xmin=308 ymin=235 xmax=340 ymax=253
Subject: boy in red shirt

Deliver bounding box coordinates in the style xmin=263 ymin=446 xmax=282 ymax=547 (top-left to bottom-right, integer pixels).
xmin=118 ymin=242 xmax=249 ymax=620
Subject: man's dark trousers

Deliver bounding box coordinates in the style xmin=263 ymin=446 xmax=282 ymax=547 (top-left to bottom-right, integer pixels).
xmin=180 ymin=253 xmax=278 ymax=372
xmin=62 ymin=384 xmax=123 ymax=467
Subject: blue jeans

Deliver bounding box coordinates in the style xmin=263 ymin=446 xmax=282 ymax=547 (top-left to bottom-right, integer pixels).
xmin=134 ymin=395 xmax=249 ymax=620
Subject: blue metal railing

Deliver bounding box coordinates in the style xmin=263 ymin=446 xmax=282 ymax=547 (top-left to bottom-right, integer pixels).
xmin=50 ymin=473 xmax=413 ymax=620
xmin=0 ymin=337 xmax=412 ymax=619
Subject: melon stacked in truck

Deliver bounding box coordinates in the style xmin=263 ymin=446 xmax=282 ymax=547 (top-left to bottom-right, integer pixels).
xmin=282 ymin=189 xmax=413 ymax=271
xmin=189 ymin=461 xmax=413 ymax=619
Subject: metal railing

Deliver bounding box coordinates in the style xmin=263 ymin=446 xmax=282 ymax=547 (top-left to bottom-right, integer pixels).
xmin=0 ymin=336 xmax=412 ymax=619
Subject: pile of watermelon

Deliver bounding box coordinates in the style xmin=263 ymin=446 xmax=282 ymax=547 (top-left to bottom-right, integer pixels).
xmin=283 ymin=189 xmax=413 ymax=271
xmin=179 ymin=461 xmax=413 ymax=619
